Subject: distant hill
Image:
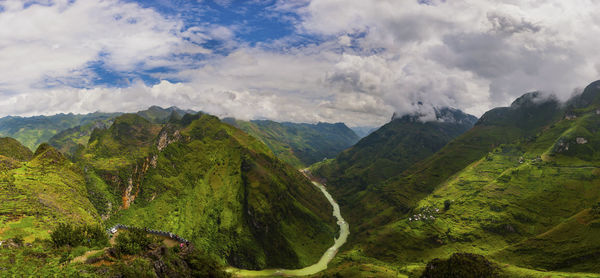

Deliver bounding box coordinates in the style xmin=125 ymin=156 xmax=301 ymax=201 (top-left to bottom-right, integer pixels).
xmin=223 ymin=119 xmax=359 ymax=168
xmin=0 ymin=112 xmax=121 ymax=150
xmin=136 ymin=105 xmax=196 ymax=124
xmin=48 ymin=106 xmax=194 ymax=157
xmin=350 ymin=126 xmax=378 ymax=138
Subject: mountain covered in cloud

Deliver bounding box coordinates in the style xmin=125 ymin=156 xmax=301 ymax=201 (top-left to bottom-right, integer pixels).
xmin=312 ymin=81 xmax=600 ymax=277
xmin=311 ymin=107 xmax=477 ymax=195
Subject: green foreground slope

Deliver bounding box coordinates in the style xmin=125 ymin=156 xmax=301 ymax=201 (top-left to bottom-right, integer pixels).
xmin=0 ymin=142 xmax=99 ymax=242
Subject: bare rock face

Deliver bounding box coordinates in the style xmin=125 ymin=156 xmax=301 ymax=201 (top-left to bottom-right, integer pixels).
xmin=157 ymin=127 xmax=181 ymax=151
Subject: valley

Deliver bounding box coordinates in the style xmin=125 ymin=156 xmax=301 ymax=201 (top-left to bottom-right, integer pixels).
xmin=2 ymin=81 xmax=600 ymax=277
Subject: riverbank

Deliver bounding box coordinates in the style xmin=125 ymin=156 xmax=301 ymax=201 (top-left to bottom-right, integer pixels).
xmin=227 ymin=174 xmax=349 ymax=277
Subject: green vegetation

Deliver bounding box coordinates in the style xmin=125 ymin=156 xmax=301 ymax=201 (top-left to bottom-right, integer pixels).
xmin=310 ymin=83 xmax=600 ymax=277
xmin=113 ymin=229 xmax=154 ymax=256
xmin=99 ymin=113 xmax=336 ymax=269
xmin=50 ymin=223 xmax=108 ymax=248
xmin=0 ymin=112 xmax=121 ymax=150
xmin=0 ymin=137 xmax=33 ymax=161
xmin=0 ymin=143 xmax=100 ymax=243
xmin=224 ymin=118 xmax=359 ymax=168
xmin=135 ymin=105 xmax=195 ymax=124
xmin=420 ymin=253 xmax=500 ymax=278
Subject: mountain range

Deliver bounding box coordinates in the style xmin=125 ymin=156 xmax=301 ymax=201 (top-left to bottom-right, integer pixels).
xmin=2 ymin=81 xmax=600 ymax=277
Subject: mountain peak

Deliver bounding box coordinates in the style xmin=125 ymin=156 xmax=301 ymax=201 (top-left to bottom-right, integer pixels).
xmin=391 ymin=106 xmax=477 ymax=126
xmin=568 ymin=80 xmax=600 ymax=109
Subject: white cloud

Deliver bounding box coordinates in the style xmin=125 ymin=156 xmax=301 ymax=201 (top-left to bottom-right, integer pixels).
xmin=0 ymin=0 xmax=208 ymax=92
xmin=2 ymin=0 xmax=600 ymax=127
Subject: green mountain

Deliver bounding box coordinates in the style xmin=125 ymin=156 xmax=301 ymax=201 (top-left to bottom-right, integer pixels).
xmin=350 ymin=126 xmax=377 ymax=138
xmin=311 ymin=107 xmax=478 ymax=215
xmin=223 ymin=119 xmax=359 ymax=168
xmin=0 ymin=112 xmax=121 ymax=151
xmin=47 ymin=106 xmax=196 ymax=157
xmin=136 ymin=105 xmax=196 ymax=124
xmin=312 ymin=82 xmax=600 ymax=277
xmin=0 ymin=137 xmax=33 ymax=161
xmin=77 ymin=113 xmax=336 ymax=269
xmin=0 ymin=142 xmax=100 ymax=242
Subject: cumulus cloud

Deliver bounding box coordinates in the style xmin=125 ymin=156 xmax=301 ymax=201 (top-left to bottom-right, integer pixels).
xmin=0 ymin=0 xmax=210 ymax=93
xmin=2 ymin=0 xmax=600 ymax=127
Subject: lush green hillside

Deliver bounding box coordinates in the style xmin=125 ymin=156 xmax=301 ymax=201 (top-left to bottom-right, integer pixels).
xmin=77 ymin=113 xmax=337 ymax=269
xmin=0 ymin=112 xmax=121 ymax=151
xmin=312 ymin=82 xmax=600 ymax=277
xmin=48 ymin=118 xmax=114 ymax=157
xmin=223 ymin=119 xmax=359 ymax=168
xmin=312 ymin=107 xmax=477 ymax=193
xmin=47 ymin=106 xmax=194 ymax=157
xmin=0 ymin=137 xmax=33 ymax=161
xmin=0 ymin=142 xmax=100 ymax=243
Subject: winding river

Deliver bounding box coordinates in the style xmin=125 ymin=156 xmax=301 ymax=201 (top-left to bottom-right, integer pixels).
xmin=227 ymin=179 xmax=350 ymax=277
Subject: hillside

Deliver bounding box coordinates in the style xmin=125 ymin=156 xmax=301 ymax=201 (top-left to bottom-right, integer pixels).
xmin=0 ymin=137 xmax=33 ymax=161
xmin=0 ymin=142 xmax=100 ymax=242
xmin=0 ymin=112 xmax=121 ymax=151
xmin=311 ymin=81 xmax=600 ymax=277
xmin=312 ymin=107 xmax=477 ymax=193
xmin=77 ymin=113 xmax=337 ymax=269
xmin=47 ymin=106 xmax=195 ymax=157
xmin=224 ymin=119 xmax=359 ymax=168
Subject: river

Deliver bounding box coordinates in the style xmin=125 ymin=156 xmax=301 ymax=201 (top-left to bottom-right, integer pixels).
xmin=227 ymin=179 xmax=350 ymax=277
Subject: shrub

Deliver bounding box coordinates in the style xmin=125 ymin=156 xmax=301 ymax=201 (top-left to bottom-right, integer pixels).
xmin=114 ymin=258 xmax=156 ymax=278
xmin=420 ymin=253 xmax=499 ymax=278
xmin=50 ymin=223 xmax=107 ymax=248
xmin=444 ymin=200 xmax=452 ymax=211
xmin=184 ymin=248 xmax=231 ymax=278
xmin=592 ymin=202 xmax=600 ymax=215
xmin=114 ymin=229 xmax=153 ymax=256
xmin=12 ymin=235 xmax=24 ymax=246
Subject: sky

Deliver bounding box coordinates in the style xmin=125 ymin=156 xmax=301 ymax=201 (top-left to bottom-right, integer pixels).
xmin=1 ymin=0 xmax=599 ymax=127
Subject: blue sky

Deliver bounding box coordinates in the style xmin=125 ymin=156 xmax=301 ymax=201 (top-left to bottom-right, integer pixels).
xmin=0 ymin=0 xmax=599 ymax=126
xmin=91 ymin=0 xmax=306 ymax=87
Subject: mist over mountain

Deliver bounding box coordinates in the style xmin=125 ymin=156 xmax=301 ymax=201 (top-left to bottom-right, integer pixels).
xmin=311 ymin=80 xmax=600 ymax=276
xmin=3 ymin=0 xmax=600 ymax=276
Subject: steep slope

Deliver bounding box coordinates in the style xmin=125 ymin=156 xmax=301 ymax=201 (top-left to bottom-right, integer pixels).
xmin=321 ymin=81 xmax=600 ymax=276
xmin=0 ymin=137 xmax=33 ymax=161
xmin=0 ymin=112 xmax=120 ymax=150
xmin=80 ymin=113 xmax=337 ymax=269
xmin=224 ymin=119 xmax=359 ymax=168
xmin=48 ymin=118 xmax=115 ymax=157
xmin=315 ymin=96 xmax=562 ymax=245
xmin=0 ymin=142 xmax=100 ymax=242
xmin=312 ymin=107 xmax=477 ymax=193
xmin=47 ymin=106 xmax=194 ymax=157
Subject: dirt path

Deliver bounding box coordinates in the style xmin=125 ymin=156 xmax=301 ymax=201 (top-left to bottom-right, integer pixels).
xmin=71 ymin=248 xmax=106 ymax=264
